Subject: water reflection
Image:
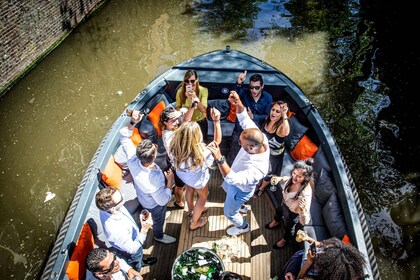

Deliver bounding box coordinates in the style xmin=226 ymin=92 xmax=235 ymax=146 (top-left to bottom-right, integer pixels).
xmin=0 ymin=0 xmax=416 ymax=279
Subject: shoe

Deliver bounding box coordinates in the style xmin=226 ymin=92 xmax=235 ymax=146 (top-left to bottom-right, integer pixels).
xmin=227 ymin=224 xmax=250 ymax=236
xmin=142 ymin=257 xmax=157 ymax=267
xmin=187 ymin=207 xmax=208 ymax=218
xmin=189 ymin=216 xmax=208 ymax=230
xmin=165 ymin=211 xmax=171 ymax=220
xmin=264 ymin=222 xmax=281 ymax=230
xmin=154 ymin=234 xmax=176 ymax=244
xmin=173 ymin=201 xmax=185 ymax=209
xmin=239 ymin=205 xmax=250 ymax=214
xmin=273 ymin=239 xmax=287 ymax=249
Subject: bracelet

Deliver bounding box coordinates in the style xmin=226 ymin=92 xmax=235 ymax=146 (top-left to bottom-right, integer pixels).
xmin=215 ymin=155 xmax=226 ymax=164
xmin=130 ymin=120 xmax=136 ymax=125
xmin=283 ymin=117 xmax=288 ymax=121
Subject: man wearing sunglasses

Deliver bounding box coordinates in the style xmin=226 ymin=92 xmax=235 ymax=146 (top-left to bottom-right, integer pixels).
xmin=85 ymin=248 xmax=143 ymax=280
xmin=96 ymin=188 xmax=157 ymax=272
xmin=227 ymin=70 xmax=273 ymax=167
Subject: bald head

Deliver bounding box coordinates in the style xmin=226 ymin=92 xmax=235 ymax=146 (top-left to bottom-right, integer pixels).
xmin=242 ymin=128 xmax=264 ymax=145
xmin=239 ymin=128 xmax=266 ymax=154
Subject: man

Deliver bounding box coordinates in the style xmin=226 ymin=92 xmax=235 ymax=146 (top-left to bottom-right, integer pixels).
xmin=119 ymin=110 xmax=176 ymax=244
xmin=96 ymin=188 xmax=157 ymax=271
xmin=226 ymin=70 xmax=273 ymax=166
xmin=85 ymin=248 xmax=143 ymax=280
xmin=207 ymin=91 xmax=270 ymax=236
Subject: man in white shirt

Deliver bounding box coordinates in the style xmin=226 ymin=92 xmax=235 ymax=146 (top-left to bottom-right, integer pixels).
xmin=96 ymin=188 xmax=157 ymax=271
xmin=119 ymin=111 xmax=176 ymax=244
xmin=207 ymin=90 xmax=270 ymax=236
xmin=85 ymin=247 xmax=143 ymax=280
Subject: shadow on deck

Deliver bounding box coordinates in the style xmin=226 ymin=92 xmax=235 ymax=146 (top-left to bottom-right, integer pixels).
xmin=140 ymin=169 xmax=293 ymax=280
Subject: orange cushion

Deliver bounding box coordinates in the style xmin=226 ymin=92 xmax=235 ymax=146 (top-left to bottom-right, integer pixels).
xmin=66 ymin=222 xmax=94 ymax=280
xmin=226 ymin=103 xmax=237 ymax=122
xmin=147 ymin=100 xmax=166 ymax=137
xmin=342 ymin=234 xmax=351 ymax=245
xmin=289 ymin=134 xmax=319 ymax=161
xmin=101 ymin=155 xmax=122 ymax=189
xmin=130 ymin=127 xmax=142 ymax=146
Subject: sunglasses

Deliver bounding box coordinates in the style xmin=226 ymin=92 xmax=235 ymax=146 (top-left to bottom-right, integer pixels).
xmin=184 ymin=79 xmax=196 ymax=84
xmin=101 ymin=254 xmax=117 ymax=274
xmin=249 ymin=86 xmax=261 ymax=90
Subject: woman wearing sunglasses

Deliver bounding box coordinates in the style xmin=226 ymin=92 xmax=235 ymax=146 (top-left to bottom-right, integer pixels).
xmin=176 ymin=69 xmax=209 ymax=139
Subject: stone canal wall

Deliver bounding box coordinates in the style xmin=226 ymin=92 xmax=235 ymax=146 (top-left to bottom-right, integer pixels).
xmin=0 ymin=0 xmax=106 ymax=96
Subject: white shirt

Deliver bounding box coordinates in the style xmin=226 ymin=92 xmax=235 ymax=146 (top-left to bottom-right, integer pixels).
xmin=224 ymin=110 xmax=270 ymax=192
xmin=175 ymin=150 xmax=214 ymax=189
xmin=119 ymin=127 xmax=172 ymax=209
xmin=100 ymin=206 xmax=146 ymax=254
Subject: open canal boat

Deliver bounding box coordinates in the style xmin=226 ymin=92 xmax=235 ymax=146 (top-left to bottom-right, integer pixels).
xmin=41 ymin=46 xmax=380 ymax=280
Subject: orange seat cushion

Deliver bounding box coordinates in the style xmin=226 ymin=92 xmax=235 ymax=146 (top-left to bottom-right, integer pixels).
xmin=342 ymin=234 xmax=351 ymax=245
xmin=130 ymin=127 xmax=142 ymax=146
xmin=289 ymin=134 xmax=318 ymax=161
xmin=226 ymin=103 xmax=237 ymax=122
xmin=101 ymin=155 xmax=122 ymax=189
xmin=147 ymin=100 xmax=166 ymax=137
xmin=65 ymin=222 xmax=94 ymax=280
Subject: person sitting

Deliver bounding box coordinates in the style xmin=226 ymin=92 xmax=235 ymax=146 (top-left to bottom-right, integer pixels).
xmin=95 ymin=188 xmax=157 ymax=271
xmin=176 ymin=69 xmax=209 ymax=139
xmin=158 ymin=105 xmax=196 ymax=209
xmin=119 ymin=110 xmax=176 ymax=244
xmin=253 ymin=100 xmax=290 ymax=198
xmin=85 ymin=247 xmax=143 ymax=280
xmin=226 ymin=70 xmax=273 ymax=165
xmin=281 ymin=237 xmax=367 ymax=280
xmin=270 ymin=158 xmax=314 ymax=249
xmin=169 ymin=107 xmax=222 ymax=230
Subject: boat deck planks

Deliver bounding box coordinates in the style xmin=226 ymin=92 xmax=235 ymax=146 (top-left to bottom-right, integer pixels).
xmin=137 ymin=168 xmax=292 ymax=279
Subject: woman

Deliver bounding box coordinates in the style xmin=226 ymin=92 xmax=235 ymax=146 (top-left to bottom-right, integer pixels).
xmin=254 ymin=100 xmax=290 ymax=198
xmin=176 ymin=69 xmax=209 ymax=139
xmin=270 ymin=158 xmax=314 ymax=249
xmin=158 ymin=104 xmax=197 ymax=209
xmin=169 ymin=108 xmax=221 ymax=230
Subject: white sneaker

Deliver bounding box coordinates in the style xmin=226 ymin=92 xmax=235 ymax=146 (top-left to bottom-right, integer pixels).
xmin=239 ymin=205 xmax=250 ymax=214
xmin=227 ymin=224 xmax=250 ymax=236
xmin=154 ymin=234 xmax=176 ymax=244
xmin=165 ymin=211 xmax=171 ymax=220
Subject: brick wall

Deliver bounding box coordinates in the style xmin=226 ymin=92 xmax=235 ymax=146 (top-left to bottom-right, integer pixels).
xmin=0 ymin=0 xmax=105 ymax=96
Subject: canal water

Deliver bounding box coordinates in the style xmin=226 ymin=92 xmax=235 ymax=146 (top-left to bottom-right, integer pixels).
xmin=0 ymin=0 xmax=417 ymax=279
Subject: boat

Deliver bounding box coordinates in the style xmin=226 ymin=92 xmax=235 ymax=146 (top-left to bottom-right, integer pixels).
xmin=40 ymin=46 xmax=380 ymax=280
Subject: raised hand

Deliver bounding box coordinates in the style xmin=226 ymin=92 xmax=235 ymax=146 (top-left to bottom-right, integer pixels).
xmin=210 ymin=107 xmax=221 ymax=121
xmin=237 ymin=70 xmax=247 ymax=85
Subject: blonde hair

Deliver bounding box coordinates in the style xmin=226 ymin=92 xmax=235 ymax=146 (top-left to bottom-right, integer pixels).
xmin=169 ymin=121 xmax=206 ymax=170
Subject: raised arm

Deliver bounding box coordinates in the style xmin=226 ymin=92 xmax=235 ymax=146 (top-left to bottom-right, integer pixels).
xmin=210 ymin=107 xmax=222 ymax=144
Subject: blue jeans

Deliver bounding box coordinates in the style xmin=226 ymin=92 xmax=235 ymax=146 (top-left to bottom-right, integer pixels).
xmin=222 ymin=183 xmax=253 ymax=228
xmin=117 ymin=245 xmax=143 ymax=272
xmin=148 ymin=204 xmax=166 ymax=239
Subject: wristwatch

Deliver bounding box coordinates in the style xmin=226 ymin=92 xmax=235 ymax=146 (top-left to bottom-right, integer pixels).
xmin=215 ymin=155 xmax=226 ymax=165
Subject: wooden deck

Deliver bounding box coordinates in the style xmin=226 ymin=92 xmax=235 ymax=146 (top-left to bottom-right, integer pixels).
xmin=139 ymin=169 xmax=294 ymax=280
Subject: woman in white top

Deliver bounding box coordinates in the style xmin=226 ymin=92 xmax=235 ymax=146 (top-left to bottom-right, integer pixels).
xmin=270 ymin=158 xmax=314 ymax=249
xmin=169 ymin=108 xmax=222 ymax=230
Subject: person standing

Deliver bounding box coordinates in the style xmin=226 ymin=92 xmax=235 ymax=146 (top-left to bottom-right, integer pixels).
xmin=119 ymin=111 xmax=176 ymax=244
xmin=95 ymin=188 xmax=157 ymax=271
xmin=207 ymin=90 xmax=270 ymax=236
xmin=85 ymin=248 xmax=143 ymax=280
xmin=226 ymin=70 xmax=273 ymax=165
xmin=158 ymin=105 xmax=196 ymax=209
xmin=169 ymin=108 xmax=222 ymax=230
